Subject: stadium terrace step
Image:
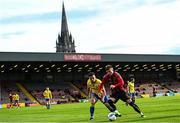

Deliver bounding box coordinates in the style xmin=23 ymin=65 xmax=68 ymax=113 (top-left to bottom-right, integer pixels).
xmin=16 ymin=82 xmax=40 ymax=105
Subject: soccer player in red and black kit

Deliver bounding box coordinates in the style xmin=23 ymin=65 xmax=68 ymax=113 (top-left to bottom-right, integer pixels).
xmin=99 ymin=65 xmax=145 ymax=118
xmin=9 ymin=93 xmax=13 ymax=108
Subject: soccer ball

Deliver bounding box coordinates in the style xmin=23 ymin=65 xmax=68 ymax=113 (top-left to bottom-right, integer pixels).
xmin=108 ymin=112 xmax=117 ymax=121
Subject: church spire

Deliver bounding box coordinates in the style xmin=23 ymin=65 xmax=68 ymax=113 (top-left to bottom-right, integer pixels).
xmin=56 ymin=2 xmax=76 ymax=53
xmin=61 ymin=2 xmax=69 ymax=37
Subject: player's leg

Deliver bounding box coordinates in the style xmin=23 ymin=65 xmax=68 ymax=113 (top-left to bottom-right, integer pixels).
xmin=12 ymin=101 xmax=14 ymax=108
xmin=45 ymin=98 xmax=49 ymax=109
xmin=47 ymin=99 xmax=51 ymax=109
xmin=107 ymin=97 xmax=117 ymax=112
xmin=111 ymin=95 xmax=121 ymax=117
xmin=131 ymin=93 xmax=135 ymax=103
xmin=126 ymin=93 xmax=131 ymax=106
xmin=120 ymin=90 xmax=145 ymax=117
xmin=98 ymin=93 xmax=119 ymax=116
xmin=103 ymin=95 xmax=121 ymax=117
xmin=126 ymin=93 xmax=135 ymax=105
xmin=13 ymin=102 xmax=15 ymax=108
xmin=10 ymin=100 xmax=13 ymax=108
xmin=99 ymin=95 xmax=116 ymax=114
xmin=98 ymin=93 xmax=113 ymax=111
xmin=45 ymin=99 xmax=47 ymax=108
xmin=108 ymin=98 xmax=121 ymax=117
xmin=14 ymin=100 xmax=18 ymax=108
xmin=127 ymin=99 xmax=145 ymax=117
xmin=47 ymin=100 xmax=50 ymax=109
xmin=17 ymin=100 xmax=20 ymax=108
xmin=89 ymin=94 xmax=98 ymax=120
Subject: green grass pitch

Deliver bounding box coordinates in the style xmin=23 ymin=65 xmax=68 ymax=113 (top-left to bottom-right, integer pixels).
xmin=0 ymin=96 xmax=180 ymax=122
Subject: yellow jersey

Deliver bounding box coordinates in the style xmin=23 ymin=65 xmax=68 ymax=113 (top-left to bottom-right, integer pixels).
xmin=43 ymin=90 xmax=52 ymax=99
xmin=87 ymin=79 xmax=102 ymax=94
xmin=128 ymin=81 xmax=135 ymax=93
xmin=13 ymin=94 xmax=19 ymax=101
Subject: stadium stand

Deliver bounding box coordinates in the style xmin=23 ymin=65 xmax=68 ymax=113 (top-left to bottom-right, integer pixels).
xmin=161 ymin=81 xmax=180 ymax=93
xmin=22 ymin=81 xmax=81 ymax=104
xmin=0 ymin=81 xmax=29 ymax=104
xmin=0 ymin=80 xmax=89 ymax=105
xmin=135 ymin=82 xmax=169 ymax=97
xmin=0 ymin=79 xmax=179 ymax=105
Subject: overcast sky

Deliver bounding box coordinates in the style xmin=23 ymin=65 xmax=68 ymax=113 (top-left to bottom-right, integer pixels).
xmin=0 ymin=0 xmax=180 ymax=54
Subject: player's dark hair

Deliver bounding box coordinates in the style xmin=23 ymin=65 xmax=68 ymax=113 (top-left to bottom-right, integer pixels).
xmin=88 ymin=72 xmax=95 ymax=76
xmin=105 ymin=65 xmax=113 ymax=70
xmin=130 ymin=78 xmax=135 ymax=82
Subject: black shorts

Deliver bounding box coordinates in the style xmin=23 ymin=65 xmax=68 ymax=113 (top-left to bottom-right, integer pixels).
xmin=14 ymin=100 xmax=19 ymax=103
xmin=10 ymin=99 xmax=13 ymax=103
xmin=110 ymin=89 xmax=130 ymax=103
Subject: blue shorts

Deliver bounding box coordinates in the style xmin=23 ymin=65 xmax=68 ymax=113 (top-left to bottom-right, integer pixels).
xmin=45 ymin=98 xmax=50 ymax=102
xmin=90 ymin=93 xmax=109 ymax=103
xmin=128 ymin=93 xmax=135 ymax=97
xmin=90 ymin=93 xmax=100 ymax=99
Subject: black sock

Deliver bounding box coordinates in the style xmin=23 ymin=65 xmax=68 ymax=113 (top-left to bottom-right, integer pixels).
xmin=106 ymin=100 xmax=116 ymax=112
xmin=129 ymin=102 xmax=141 ymax=114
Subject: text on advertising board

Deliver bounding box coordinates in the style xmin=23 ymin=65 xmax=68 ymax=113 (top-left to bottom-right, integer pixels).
xmin=64 ymin=54 xmax=102 ymax=61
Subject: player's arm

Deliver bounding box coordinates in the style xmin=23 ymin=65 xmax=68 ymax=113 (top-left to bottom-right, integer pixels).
xmin=18 ymin=95 xmax=20 ymax=100
xmin=127 ymin=81 xmax=130 ymax=93
xmin=50 ymin=91 xmax=52 ymax=99
xmin=87 ymin=87 xmax=91 ymax=98
xmin=99 ymin=84 xmax=106 ymax=96
xmin=98 ymin=85 xmax=108 ymax=103
xmin=87 ymin=82 xmax=91 ymax=98
xmin=113 ymin=73 xmax=124 ymax=89
xmin=102 ymin=86 xmax=106 ymax=96
xmin=97 ymin=83 xmax=106 ymax=98
xmin=12 ymin=95 xmax=15 ymax=101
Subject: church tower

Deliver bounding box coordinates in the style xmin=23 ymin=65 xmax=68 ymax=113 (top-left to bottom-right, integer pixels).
xmin=56 ymin=2 xmax=76 ymax=53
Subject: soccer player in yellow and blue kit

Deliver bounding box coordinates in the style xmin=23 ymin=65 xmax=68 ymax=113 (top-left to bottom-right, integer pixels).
xmin=127 ymin=78 xmax=136 ymax=103
xmin=87 ymin=72 xmax=109 ymax=120
xmin=13 ymin=93 xmax=20 ymax=108
xmin=43 ymin=87 xmax=52 ymax=109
